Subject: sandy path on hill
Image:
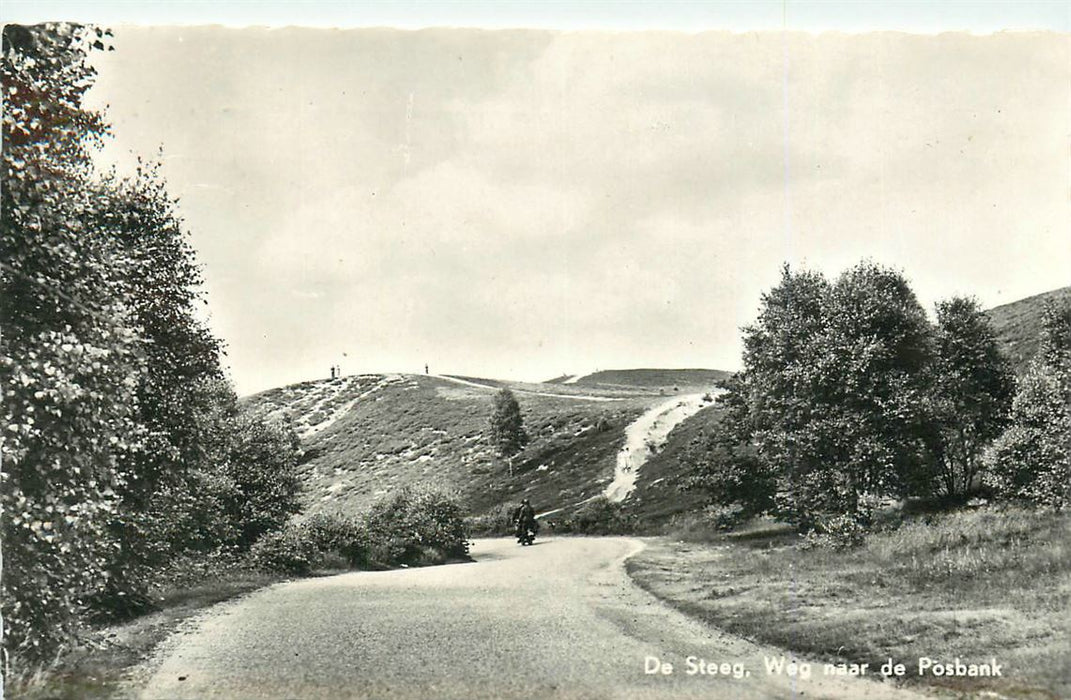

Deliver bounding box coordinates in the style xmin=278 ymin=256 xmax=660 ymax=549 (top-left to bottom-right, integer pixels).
xmin=603 ymin=391 xmax=720 ymax=502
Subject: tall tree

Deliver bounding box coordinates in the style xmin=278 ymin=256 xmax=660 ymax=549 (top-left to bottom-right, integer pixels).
xmin=1 ymin=23 xmax=141 ymax=664
xmin=489 ymin=388 xmax=527 ymax=459
xmin=729 ymin=262 xmax=935 ymax=527
xmin=86 ymin=166 xmax=232 ymax=614
xmin=739 ymin=265 xmax=837 ymax=524
xmin=926 ymin=297 xmax=1014 ymax=500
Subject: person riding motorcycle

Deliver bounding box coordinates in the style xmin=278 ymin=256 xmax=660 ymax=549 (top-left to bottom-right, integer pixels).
xmin=513 ymin=498 xmax=538 ymax=544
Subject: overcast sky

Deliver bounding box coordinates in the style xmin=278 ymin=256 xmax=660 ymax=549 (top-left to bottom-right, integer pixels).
xmin=82 ymin=27 xmax=1069 ymax=395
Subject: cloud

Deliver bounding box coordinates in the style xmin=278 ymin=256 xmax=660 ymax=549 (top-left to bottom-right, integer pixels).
xmin=84 ymin=28 xmax=1069 ymax=393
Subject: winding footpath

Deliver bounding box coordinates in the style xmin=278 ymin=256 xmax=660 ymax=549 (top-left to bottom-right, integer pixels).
xmin=603 ymin=390 xmax=721 ymax=503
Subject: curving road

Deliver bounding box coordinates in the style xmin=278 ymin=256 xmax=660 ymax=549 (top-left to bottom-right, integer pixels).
xmin=136 ymin=538 xmax=927 ymax=700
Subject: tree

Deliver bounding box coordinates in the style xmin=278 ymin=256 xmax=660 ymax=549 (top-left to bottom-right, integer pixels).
xmin=1 ymin=24 xmax=306 ymax=672
xmin=86 ymin=167 xmax=237 ymax=615
xmin=489 ymin=388 xmax=527 ymax=460
xmin=679 ymin=375 xmax=775 ymax=526
xmin=989 ymin=300 xmax=1071 ymax=507
xmin=1 ymin=22 xmax=141 ymax=664
xmin=818 ymin=263 xmax=934 ymax=508
xmin=222 ymin=411 xmax=304 ymax=550
xmin=724 ymin=262 xmax=935 ymax=528
xmin=925 ymin=297 xmax=1014 ymax=500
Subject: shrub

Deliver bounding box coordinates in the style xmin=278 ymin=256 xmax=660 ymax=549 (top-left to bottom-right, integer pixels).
xmin=247 ymin=526 xmax=317 ymax=575
xmin=465 ymin=502 xmax=521 ymax=537
xmin=799 ymin=513 xmax=868 ymax=551
xmin=549 ymin=497 xmax=636 ymax=535
xmin=300 ymin=512 xmax=369 ymax=568
xmin=988 ymin=300 xmax=1071 ymax=509
xmin=364 ymin=487 xmax=470 ymax=566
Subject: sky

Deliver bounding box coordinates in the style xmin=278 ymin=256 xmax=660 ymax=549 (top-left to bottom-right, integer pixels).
xmin=51 ymin=7 xmax=1071 ymax=395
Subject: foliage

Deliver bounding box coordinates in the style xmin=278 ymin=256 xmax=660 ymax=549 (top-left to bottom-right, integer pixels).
xmin=1 ymin=23 xmax=305 ymax=674
xmin=248 ymin=514 xmax=366 ymax=575
xmin=250 ymin=490 xmax=470 ymax=574
xmin=2 ymin=22 xmax=137 ymax=666
xmin=298 ymin=512 xmax=369 ymax=568
xmin=989 ymin=300 xmax=1071 ymax=508
xmin=925 ymin=297 xmax=1015 ymax=500
xmin=731 ymin=263 xmax=935 ymax=527
xmin=222 ymin=413 xmax=304 ymax=550
xmin=799 ymin=513 xmax=868 ymax=550
xmin=247 ymin=527 xmax=319 ymax=576
xmin=488 ymin=388 xmax=527 ymax=458
xmin=363 ymin=487 xmax=470 ymax=566
xmin=679 ymin=375 xmax=774 ymax=522
xmin=692 ymin=263 xmax=1018 ymax=530
xmin=548 ymin=497 xmax=637 ymax=535
xmin=464 ymin=502 xmax=523 ymax=537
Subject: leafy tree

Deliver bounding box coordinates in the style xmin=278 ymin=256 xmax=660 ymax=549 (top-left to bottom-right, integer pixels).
xmin=818 ymin=263 xmax=934 ymax=508
xmin=1 ymin=23 xmax=306 ymax=671
xmin=1 ymin=22 xmax=139 ymax=664
xmin=88 ymin=167 xmax=232 ymax=615
xmin=989 ymin=300 xmax=1071 ymax=507
xmin=223 ymin=410 xmax=304 ymax=550
xmin=679 ymin=375 xmax=774 ymax=525
xmin=489 ymin=388 xmax=527 ymax=458
xmin=721 ymin=263 xmax=935 ymax=528
xmin=925 ymin=297 xmax=1014 ymax=500
xmin=740 ymin=265 xmax=840 ymax=524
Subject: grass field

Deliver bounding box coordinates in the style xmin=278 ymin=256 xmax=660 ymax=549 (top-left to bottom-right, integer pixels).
xmin=243 ymin=373 xmax=666 ymax=518
xmin=628 ymin=506 xmax=1071 ymax=699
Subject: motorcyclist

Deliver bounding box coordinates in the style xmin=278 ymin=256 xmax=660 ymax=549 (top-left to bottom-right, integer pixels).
xmin=514 ymin=498 xmax=538 ymax=541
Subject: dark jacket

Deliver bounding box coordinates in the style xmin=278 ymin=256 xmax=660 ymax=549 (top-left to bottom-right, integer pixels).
xmin=514 ymin=503 xmax=536 ymax=528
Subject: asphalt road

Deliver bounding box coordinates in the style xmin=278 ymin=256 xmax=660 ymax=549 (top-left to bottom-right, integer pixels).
xmin=138 ymin=537 xmax=926 ymax=699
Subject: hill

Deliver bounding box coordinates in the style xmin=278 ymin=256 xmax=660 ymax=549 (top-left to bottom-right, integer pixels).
xmin=242 ymin=373 xmax=719 ymax=519
xmin=569 ymin=368 xmax=733 ymax=390
xmin=987 ymin=286 xmax=1071 ymax=372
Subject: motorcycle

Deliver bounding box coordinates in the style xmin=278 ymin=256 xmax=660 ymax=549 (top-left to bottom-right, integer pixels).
xmin=516 ymin=520 xmax=538 ymax=546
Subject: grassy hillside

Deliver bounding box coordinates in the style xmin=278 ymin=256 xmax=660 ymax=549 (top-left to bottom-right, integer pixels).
xmin=623 ymin=402 xmax=725 ymax=525
xmin=987 ymin=286 xmax=1071 ymax=373
xmin=572 ymin=368 xmax=733 ymax=390
xmin=243 ymin=374 xmax=673 ymax=518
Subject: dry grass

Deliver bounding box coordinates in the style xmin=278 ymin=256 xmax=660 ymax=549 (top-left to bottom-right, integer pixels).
xmin=628 ymin=506 xmax=1071 ymax=699
xmin=243 ymin=373 xmax=656 ymax=518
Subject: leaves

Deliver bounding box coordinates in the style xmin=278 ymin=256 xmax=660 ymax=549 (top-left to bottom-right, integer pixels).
xmin=489 ymin=388 xmax=528 ymax=458
xmin=2 ymin=23 xmax=301 ymax=670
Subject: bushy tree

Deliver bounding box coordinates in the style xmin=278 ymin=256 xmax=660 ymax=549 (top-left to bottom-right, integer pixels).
xmin=679 ymin=375 xmax=774 ymax=524
xmin=989 ymin=301 xmax=1071 ymax=507
xmin=88 ymin=168 xmax=234 ymax=616
xmin=734 ymin=263 xmax=934 ymax=527
xmin=926 ymin=297 xmax=1014 ymax=500
xmin=489 ymin=388 xmax=527 ymax=458
xmin=1 ymin=22 xmax=140 ymax=664
xmin=1 ymin=24 xmax=306 ymax=672
xmin=223 ymin=411 xmax=304 ymax=550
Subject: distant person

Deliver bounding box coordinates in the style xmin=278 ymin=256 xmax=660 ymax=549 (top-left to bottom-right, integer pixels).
xmin=514 ymin=498 xmax=537 ymax=541
xmin=330 ymin=366 xmax=336 ymax=379
xmin=425 ymin=363 xmax=429 ymax=375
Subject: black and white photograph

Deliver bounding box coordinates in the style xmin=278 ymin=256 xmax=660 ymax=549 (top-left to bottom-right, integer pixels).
xmin=2 ymin=2 xmax=1069 ymax=698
